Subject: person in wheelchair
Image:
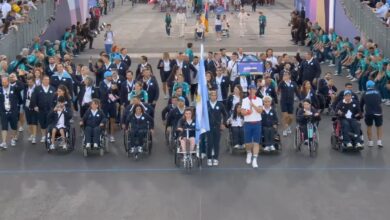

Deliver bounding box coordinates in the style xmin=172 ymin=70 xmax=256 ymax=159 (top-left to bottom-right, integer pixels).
xmin=80 ymin=99 xmax=107 ymax=149
xmin=176 ymin=108 xmax=195 ymax=156
xmin=195 ymin=18 xmax=205 ymax=40
xmin=121 ymin=95 xmax=154 ymax=129
xmin=125 ymin=104 xmax=154 ymax=153
xmin=296 ymin=99 xmax=321 ymax=143
xmin=47 ymin=96 xmax=72 ymax=150
xmin=261 ymin=96 xmax=279 ymax=152
xmin=226 ymin=103 xmax=244 ymax=149
xmin=166 ymin=96 xmax=186 ymax=139
xmin=335 ymin=90 xmax=363 ymax=149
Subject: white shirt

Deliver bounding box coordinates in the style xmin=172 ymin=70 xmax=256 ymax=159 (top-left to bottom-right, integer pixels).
xmin=163 ymin=60 xmax=171 ymax=72
xmin=240 ymin=77 xmax=248 ymax=92
xmin=232 ymin=95 xmax=240 ymax=110
xmin=266 ymin=56 xmax=278 ymax=68
xmin=215 ymin=76 xmax=224 ymax=101
xmin=241 ymin=96 xmax=263 ymax=122
xmin=91 ymin=109 xmax=98 ymax=116
xmin=1 ymin=3 xmax=11 ymax=19
xmin=56 ymin=111 xmax=65 ymax=128
xmin=215 ymin=18 xmax=222 ymax=26
xmin=227 ymin=60 xmax=238 ymax=81
xmin=82 ymin=87 xmax=93 ymax=105
xmin=210 ymin=101 xmax=217 ymax=109
xmin=42 ymin=85 xmax=49 ymax=93
xmin=229 ymin=116 xmax=244 ymax=127
xmin=190 ymin=62 xmax=199 ymax=85
xmin=104 ymin=31 xmax=114 ymax=44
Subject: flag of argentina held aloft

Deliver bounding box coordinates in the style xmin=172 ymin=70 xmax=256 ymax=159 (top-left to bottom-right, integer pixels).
xmin=195 ymin=44 xmax=210 ymax=144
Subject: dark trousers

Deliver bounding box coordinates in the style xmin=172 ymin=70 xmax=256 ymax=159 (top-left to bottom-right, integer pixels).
xmin=207 ymin=127 xmax=221 ymax=159
xmin=199 ymin=133 xmax=207 ymax=154
xmin=263 ymin=126 xmax=275 ymax=146
xmin=231 ymin=126 xmax=244 ymax=146
xmin=130 ymin=130 xmax=147 ymax=147
xmin=80 ymin=104 xmax=90 ymax=118
xmin=85 ymin=126 xmax=101 ymax=144
xmin=165 ymin=25 xmax=171 ymax=36
xmin=1 ymin=112 xmax=18 ymax=131
xmin=341 ymin=119 xmax=362 ymax=144
xmin=38 ymin=111 xmax=50 ymax=129
xmin=259 ymin=24 xmax=265 ymax=35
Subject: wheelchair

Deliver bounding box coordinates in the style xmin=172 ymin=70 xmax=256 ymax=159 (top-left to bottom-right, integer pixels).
xmin=165 ymin=125 xmax=178 ymax=153
xmin=81 ymin=126 xmax=108 ymax=157
xmin=124 ymin=124 xmax=153 ymax=160
xmin=174 ymin=129 xmax=201 ymax=171
xmin=261 ymin=127 xmax=282 ymax=154
xmin=225 ymin=126 xmax=246 ymax=155
xmin=45 ymin=126 xmax=76 ymax=153
xmin=222 ymin=28 xmax=230 ymax=38
xmin=294 ymin=116 xmax=319 ymax=157
xmin=330 ymin=117 xmax=364 ymax=152
xmin=194 ymin=31 xmax=205 ymax=41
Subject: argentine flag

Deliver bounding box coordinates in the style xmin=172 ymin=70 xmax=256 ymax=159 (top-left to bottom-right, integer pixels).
xmin=195 ymin=44 xmax=210 ymax=145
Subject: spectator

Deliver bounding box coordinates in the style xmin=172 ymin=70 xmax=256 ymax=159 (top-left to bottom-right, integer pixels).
xmin=372 ymin=2 xmax=389 ymax=19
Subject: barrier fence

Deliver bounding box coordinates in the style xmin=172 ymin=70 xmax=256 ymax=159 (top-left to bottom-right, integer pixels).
xmin=0 ymin=0 xmax=56 ymax=59
xmin=341 ymin=0 xmax=390 ymax=57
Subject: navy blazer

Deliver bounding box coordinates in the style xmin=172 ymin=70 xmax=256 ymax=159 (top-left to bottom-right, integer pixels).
xmin=0 ymin=86 xmax=22 ymax=114
xmin=135 ymin=63 xmax=153 ymax=80
xmin=77 ymin=86 xmax=100 ymax=106
xmin=30 ymin=85 xmax=56 ymax=113
xmin=120 ymin=80 xmax=135 ymax=106
xmin=207 ymin=101 xmax=228 ymax=128
xmin=121 ymin=102 xmax=154 ymax=126
xmin=82 ymin=109 xmax=107 ymax=127
xmin=215 ymin=75 xmax=230 ymax=100
xmin=50 ymin=74 xmax=74 ymax=97
xmin=172 ymin=60 xmax=196 ymax=84
xmin=142 ymin=76 xmax=159 ymax=104
xmin=99 ymin=81 xmax=119 ymax=105
xmin=44 ymin=64 xmax=57 ymax=77
xmin=120 ymin=54 xmax=132 ymax=69
xmin=110 ymin=62 xmax=128 ymax=78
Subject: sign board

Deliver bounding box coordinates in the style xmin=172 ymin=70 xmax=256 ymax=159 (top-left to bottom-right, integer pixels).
xmin=237 ymin=62 xmax=264 ymax=76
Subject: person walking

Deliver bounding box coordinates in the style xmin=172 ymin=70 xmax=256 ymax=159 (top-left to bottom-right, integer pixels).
xmin=175 ymin=8 xmax=187 ymax=38
xmin=360 ymin=80 xmax=383 ymax=148
xmin=215 ymin=14 xmax=222 ymax=41
xmin=165 ymin=13 xmax=172 ymax=37
xmin=258 ymin=11 xmax=266 ymax=37
xmin=238 ymin=8 xmax=249 ymax=37
xmin=104 ymin=24 xmax=115 ymax=54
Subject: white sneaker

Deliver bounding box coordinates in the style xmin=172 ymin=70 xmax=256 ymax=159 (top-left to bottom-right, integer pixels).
xmin=328 ymin=63 xmax=335 ymax=67
xmin=334 ymin=72 xmax=340 ymax=76
xmin=233 ymin=144 xmax=240 ymax=149
xmin=213 ymin=159 xmax=219 ymax=166
xmin=270 ymin=145 xmax=276 ymax=151
xmin=201 ymin=153 xmax=207 ymax=159
xmin=93 ymin=143 xmax=99 ymax=148
xmin=346 ymin=74 xmax=352 ymax=78
xmin=62 ymin=143 xmax=67 ymax=150
xmin=130 ymin=147 xmax=135 ymax=153
xmin=85 ymin=143 xmax=91 ymax=149
xmin=110 ymin=136 xmax=115 ymax=143
xmin=137 ymin=146 xmax=143 ymax=153
xmin=28 ymin=135 xmax=33 ymax=141
xmin=207 ymin=159 xmax=213 ymax=166
xmin=346 ymin=142 xmax=353 ymax=148
xmin=246 ymin=152 xmax=252 ymax=164
xmin=282 ymin=130 xmax=288 ymax=137
xmin=264 ymin=146 xmax=270 ymax=152
xmin=350 ymin=78 xmax=357 ymax=82
xmin=31 ymin=137 xmax=36 ymax=144
xmin=10 ymin=138 xmax=16 ymax=146
xmin=18 ymin=127 xmax=24 ymax=132
xmin=377 ymin=140 xmax=383 ymax=148
xmin=355 ymin=91 xmax=361 ymax=94
xmin=287 ymin=127 xmax=292 ymax=134
xmin=40 ymin=136 xmax=46 ymax=143
xmin=49 ymin=144 xmax=55 ymax=150
xmin=368 ymin=140 xmax=374 ymax=147
xmin=252 ymin=158 xmax=258 ymax=168
xmin=1 ymin=142 xmax=7 ymax=149
xmin=356 ymin=142 xmax=363 ymax=148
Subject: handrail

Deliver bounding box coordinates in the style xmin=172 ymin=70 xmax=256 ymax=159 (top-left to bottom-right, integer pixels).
xmin=340 ymin=0 xmax=390 ymax=57
xmin=0 ymin=1 xmax=56 ymax=59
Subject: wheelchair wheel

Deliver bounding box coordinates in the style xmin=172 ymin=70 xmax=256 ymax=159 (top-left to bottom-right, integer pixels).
xmin=123 ymin=130 xmax=128 ymax=152
xmin=294 ymin=127 xmax=301 ymax=152
xmin=174 ymin=148 xmax=180 ymax=167
xmin=147 ymin=131 xmax=152 ymax=155
xmin=330 ymin=133 xmax=339 ymax=150
xmin=70 ymin=127 xmax=76 ymax=150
